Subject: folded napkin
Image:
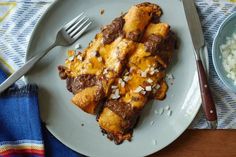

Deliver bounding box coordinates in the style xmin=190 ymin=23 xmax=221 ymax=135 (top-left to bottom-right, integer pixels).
xmin=0 ymin=69 xmax=84 ymax=157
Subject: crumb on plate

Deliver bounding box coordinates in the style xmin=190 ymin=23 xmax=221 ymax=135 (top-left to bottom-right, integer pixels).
xmin=100 ymin=9 xmax=105 ymax=15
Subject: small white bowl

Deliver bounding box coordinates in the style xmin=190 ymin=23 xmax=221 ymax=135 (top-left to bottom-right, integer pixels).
xmin=212 ymin=12 xmax=236 ymax=93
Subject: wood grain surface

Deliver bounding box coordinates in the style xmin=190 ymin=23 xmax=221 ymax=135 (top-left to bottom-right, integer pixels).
xmin=150 ymin=130 xmax=236 ymax=157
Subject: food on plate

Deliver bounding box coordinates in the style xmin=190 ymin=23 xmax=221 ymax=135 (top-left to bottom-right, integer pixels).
xmin=98 ymin=23 xmax=177 ymax=144
xmin=58 ymin=2 xmax=162 ymax=114
xmin=100 ymin=9 xmax=105 ymax=15
xmin=58 ymin=2 xmax=177 ymax=144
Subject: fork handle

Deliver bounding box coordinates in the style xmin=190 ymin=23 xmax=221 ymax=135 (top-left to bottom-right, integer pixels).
xmin=0 ymin=43 xmax=57 ymax=93
xmin=196 ymin=59 xmax=217 ymax=128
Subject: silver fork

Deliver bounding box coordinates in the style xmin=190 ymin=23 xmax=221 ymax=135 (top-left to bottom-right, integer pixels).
xmin=0 ymin=12 xmax=92 ymax=93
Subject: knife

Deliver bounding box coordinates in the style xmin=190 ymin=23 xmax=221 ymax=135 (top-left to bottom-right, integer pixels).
xmin=182 ymin=0 xmax=217 ymax=129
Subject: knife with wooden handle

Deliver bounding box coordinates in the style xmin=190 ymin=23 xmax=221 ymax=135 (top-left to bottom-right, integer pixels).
xmin=182 ymin=0 xmax=217 ymax=129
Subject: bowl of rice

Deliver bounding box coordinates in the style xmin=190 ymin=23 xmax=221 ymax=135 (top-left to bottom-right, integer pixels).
xmin=212 ymin=12 xmax=236 ymax=93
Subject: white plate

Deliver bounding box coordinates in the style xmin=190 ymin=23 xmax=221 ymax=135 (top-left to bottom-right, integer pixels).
xmin=26 ymin=0 xmax=208 ymax=156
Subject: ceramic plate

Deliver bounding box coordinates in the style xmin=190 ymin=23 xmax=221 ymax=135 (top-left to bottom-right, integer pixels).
xmin=26 ymin=0 xmax=208 ymax=156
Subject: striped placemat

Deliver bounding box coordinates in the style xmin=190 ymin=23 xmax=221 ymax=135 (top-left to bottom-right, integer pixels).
xmin=0 ymin=0 xmax=235 ymax=129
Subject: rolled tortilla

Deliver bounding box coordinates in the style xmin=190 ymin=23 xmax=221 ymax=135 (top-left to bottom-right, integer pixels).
xmin=59 ymin=3 xmax=162 ymax=114
xmin=98 ymin=23 xmax=176 ymax=144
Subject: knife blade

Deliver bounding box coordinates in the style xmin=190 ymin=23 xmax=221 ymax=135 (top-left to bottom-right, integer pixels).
xmin=182 ymin=0 xmax=217 ymax=129
xmin=183 ymin=0 xmax=205 ymax=51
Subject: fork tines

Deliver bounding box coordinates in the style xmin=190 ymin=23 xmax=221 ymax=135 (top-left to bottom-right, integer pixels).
xmin=64 ymin=12 xmax=92 ymax=39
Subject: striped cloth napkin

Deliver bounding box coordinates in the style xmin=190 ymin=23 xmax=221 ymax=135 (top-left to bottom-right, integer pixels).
xmin=0 ymin=69 xmax=44 ymax=156
xmin=0 ymin=69 xmax=82 ymax=157
xmin=0 ymin=0 xmax=235 ymax=156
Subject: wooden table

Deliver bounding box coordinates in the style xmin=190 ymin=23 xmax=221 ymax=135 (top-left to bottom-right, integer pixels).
xmin=151 ymin=130 xmax=236 ymax=157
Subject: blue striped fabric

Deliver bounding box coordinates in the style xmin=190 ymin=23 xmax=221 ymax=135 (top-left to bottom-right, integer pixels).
xmin=0 ymin=68 xmax=84 ymax=157
xmin=0 ymin=1 xmax=51 ymax=69
xmin=0 ymin=69 xmax=44 ymax=156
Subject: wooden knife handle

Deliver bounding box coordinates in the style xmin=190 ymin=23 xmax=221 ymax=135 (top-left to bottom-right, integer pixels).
xmin=196 ymin=60 xmax=217 ymax=121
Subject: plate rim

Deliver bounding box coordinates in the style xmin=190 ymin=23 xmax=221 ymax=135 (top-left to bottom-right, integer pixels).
xmin=25 ymin=0 xmax=208 ymax=156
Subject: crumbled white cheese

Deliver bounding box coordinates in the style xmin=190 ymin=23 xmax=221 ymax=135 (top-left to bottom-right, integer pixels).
xmin=153 ymin=69 xmax=159 ymax=73
xmin=111 ymin=94 xmax=116 ymax=99
xmin=140 ymin=90 xmax=146 ymax=95
xmin=158 ymin=108 xmax=164 ymax=115
xmin=112 ymin=48 xmax=120 ymax=57
xmin=153 ymin=140 xmax=157 ymax=145
xmin=111 ymin=85 xmax=118 ymax=89
xmin=129 ymin=67 xmax=134 ymax=72
xmin=141 ymin=71 xmax=147 ymax=77
xmin=118 ymin=78 xmax=123 ymax=84
xmin=134 ymin=86 xmax=144 ymax=93
xmin=150 ymin=121 xmax=154 ymax=125
xmin=103 ymin=68 xmax=108 ymax=75
xmin=101 ymin=38 xmax=105 ymax=44
xmin=167 ymin=110 xmax=172 ymax=117
xmin=114 ymin=89 xmax=119 ymax=95
xmin=147 ymin=78 xmax=153 ymax=83
xmin=149 ymin=67 xmax=155 ymax=75
xmin=68 ymin=56 xmax=74 ymax=61
xmin=220 ymin=32 xmax=236 ymax=85
xmin=97 ymin=57 xmax=102 ymax=62
xmin=123 ymin=76 xmax=130 ymax=82
xmin=145 ymin=68 xmax=150 ymax=73
xmin=75 ymin=43 xmax=81 ymax=49
xmin=154 ymin=110 xmax=158 ymax=114
xmin=125 ymin=71 xmax=129 ymax=76
xmin=91 ymin=51 xmax=97 ymax=57
xmin=111 ymin=89 xmax=120 ymax=99
xmin=145 ymin=86 xmax=152 ymax=91
xmin=77 ymin=55 xmax=83 ymax=61
xmin=74 ymin=50 xmax=79 ymax=56
xmin=149 ymin=71 xmax=155 ymax=75
xmin=165 ymin=105 xmax=170 ymax=111
xmin=167 ymin=74 xmax=174 ymax=80
xmin=150 ymin=67 xmax=155 ymax=71
xmin=111 ymin=94 xmax=120 ymax=99
xmin=155 ymin=84 xmax=161 ymax=90
xmin=120 ymin=81 xmax=125 ymax=87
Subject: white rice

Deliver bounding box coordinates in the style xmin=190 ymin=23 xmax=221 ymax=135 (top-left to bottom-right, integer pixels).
xmin=220 ymin=32 xmax=236 ymax=85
